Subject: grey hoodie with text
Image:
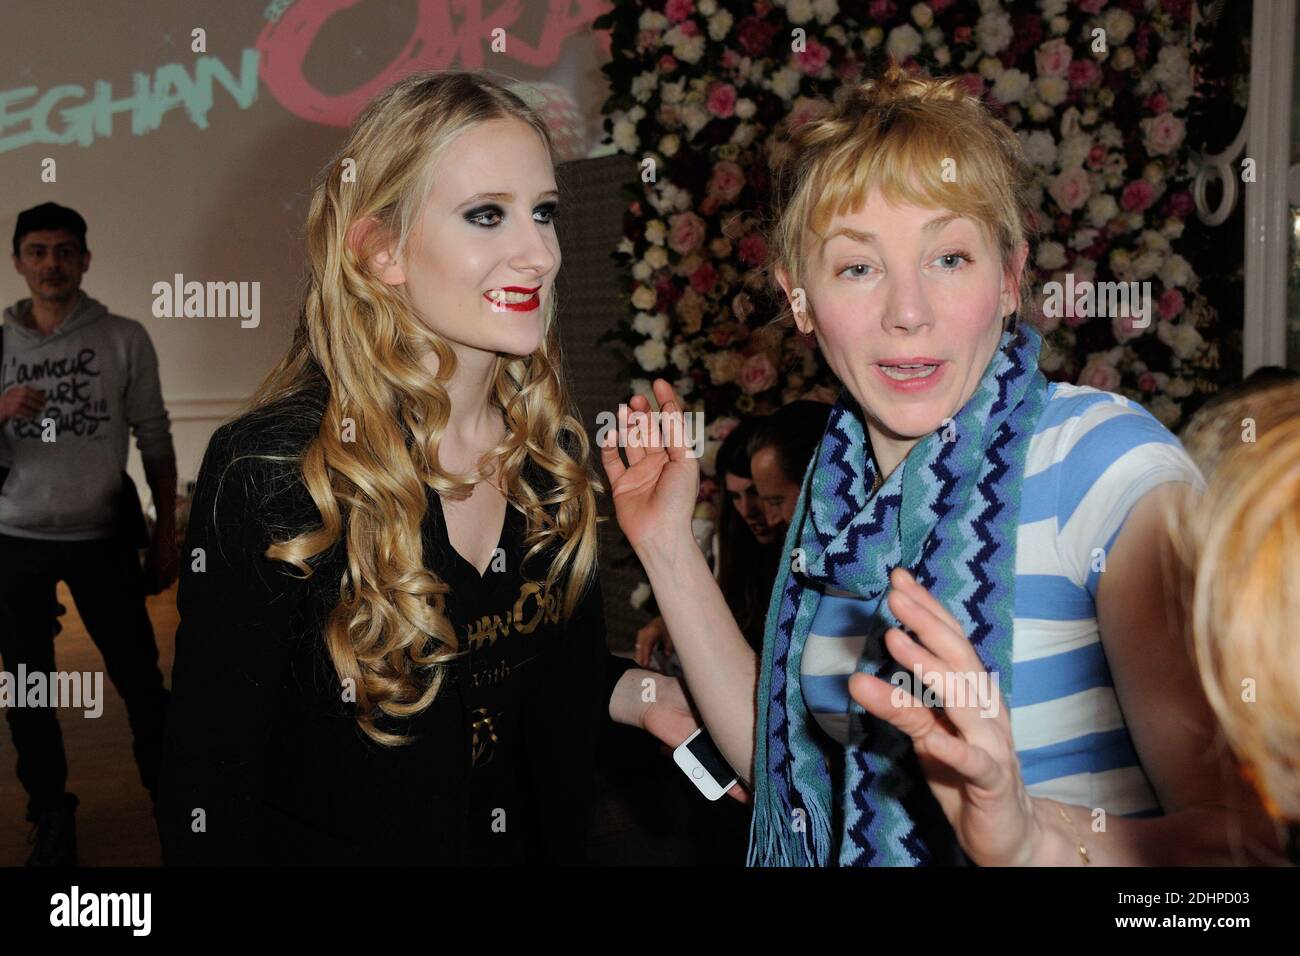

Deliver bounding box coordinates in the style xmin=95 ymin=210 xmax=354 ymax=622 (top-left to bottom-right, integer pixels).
xmin=0 ymin=292 xmax=174 ymax=540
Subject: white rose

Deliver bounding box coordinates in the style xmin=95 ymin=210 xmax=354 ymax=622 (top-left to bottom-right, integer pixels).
xmin=1111 ymin=47 xmax=1134 ymax=71
xmin=1036 ymin=241 xmax=1067 ymax=270
xmin=771 ymin=66 xmax=803 ymax=101
xmin=976 ymin=10 xmax=1012 ymax=54
xmin=1157 ymin=320 xmax=1204 ymax=360
xmin=1050 ymin=14 xmax=1068 ymax=35
xmin=1036 ymin=75 xmax=1069 ymax=107
xmin=630 ymin=581 xmax=652 ymax=610
xmin=1028 ymin=101 xmax=1054 ymax=123
xmin=633 ymin=311 xmax=669 ymax=339
xmin=708 ymin=11 xmax=733 ymax=42
xmin=631 ymin=285 xmax=658 ymax=310
xmin=814 ymin=0 xmax=840 ymax=24
xmin=1086 ymin=195 xmax=1118 ymax=228
xmin=734 ymin=97 xmax=756 ymax=119
xmin=1132 ymin=250 xmax=1162 ymax=280
xmin=674 ymin=376 xmax=695 ymax=397
xmin=661 ymin=79 xmax=685 ymax=105
xmin=887 ymin=24 xmax=923 ymax=61
xmin=645 ymin=219 xmax=667 ymax=246
xmin=1166 ymin=376 xmax=1195 ymax=399
xmin=612 ymin=116 xmax=639 ymax=153
xmin=786 ymin=0 xmax=815 ymax=25
xmin=1057 ymin=133 xmax=1092 ymax=169
xmin=632 ymin=260 xmax=652 ymax=282
xmin=1039 ymin=0 xmax=1068 ymax=16
xmin=1101 ymin=9 xmax=1135 ymax=45
xmin=634 ymin=338 xmax=668 ymax=372
xmin=1069 ymin=228 xmax=1098 ymax=250
xmin=1020 ymin=129 xmax=1058 ymax=167
xmin=1158 ymin=254 xmax=1194 ymax=289
xmin=645 ymin=245 xmax=668 ymax=269
xmin=670 ymin=342 xmax=693 ymax=370
xmin=912 ymin=3 xmax=934 ymax=29
xmin=699 ymin=0 xmax=717 ymax=13
xmin=638 ymin=11 xmax=668 ymax=31
xmin=991 ymin=68 xmax=1031 ymax=104
xmin=631 ymin=72 xmax=658 ymax=103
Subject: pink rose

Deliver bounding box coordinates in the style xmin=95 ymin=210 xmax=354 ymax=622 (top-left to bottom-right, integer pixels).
xmin=679 ymin=19 xmax=700 ymax=37
xmin=1158 ymin=288 xmax=1185 ymax=320
xmin=665 ymin=0 xmax=694 ymax=22
xmin=1137 ymin=372 xmax=1158 ymax=393
xmin=668 ymin=212 xmax=707 ymax=255
xmin=707 ymin=160 xmax=745 ymax=202
xmin=1112 ymin=312 xmax=1147 ymax=344
xmin=658 ymin=53 xmax=678 ymax=73
xmin=739 ymin=353 xmax=778 ymax=395
xmin=698 ymin=477 xmax=718 ymax=504
xmin=1048 ymin=167 xmax=1092 ymax=213
xmin=1077 ymin=0 xmax=1107 ymax=12
xmin=1141 ymin=112 xmax=1186 ymax=156
xmin=1146 ymin=92 xmax=1169 ymax=113
xmin=706 ymin=82 xmax=737 ymax=119
xmin=1078 ymin=360 xmax=1121 ymax=392
xmin=1086 ymin=144 xmax=1107 ymax=168
xmin=929 ymin=0 xmax=955 ymax=11
xmin=788 ymin=97 xmax=829 ymax=131
xmin=1121 ymin=179 xmax=1156 ymax=212
xmin=1166 ymin=191 xmax=1194 ymax=220
xmin=736 ymin=16 xmax=778 ymax=57
xmin=868 ymin=0 xmax=897 ymax=18
xmin=957 ymin=72 xmax=983 ymax=98
xmin=795 ymin=38 xmax=831 ymax=76
xmin=1036 ymin=39 xmax=1073 ymax=78
xmin=738 ymin=233 xmax=768 ymax=266
xmin=690 ymin=262 xmax=719 ymax=294
xmin=1068 ymin=59 xmax=1101 ymax=89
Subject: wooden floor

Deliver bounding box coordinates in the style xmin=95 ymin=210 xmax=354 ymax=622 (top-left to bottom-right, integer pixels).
xmin=0 ymin=581 xmax=175 ymax=867
xmin=1 ymin=582 xmax=745 ymax=867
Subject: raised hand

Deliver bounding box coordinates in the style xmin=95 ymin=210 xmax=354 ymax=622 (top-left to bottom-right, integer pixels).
xmin=847 ymin=566 xmax=1054 ymax=866
xmin=598 ymin=378 xmax=699 ymax=558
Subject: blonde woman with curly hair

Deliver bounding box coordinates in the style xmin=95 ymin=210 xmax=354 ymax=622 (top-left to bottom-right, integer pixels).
xmin=158 ymin=71 xmax=701 ymax=865
xmin=1171 ymin=378 xmax=1300 ymax=862
xmin=603 ymin=64 xmax=1284 ymax=866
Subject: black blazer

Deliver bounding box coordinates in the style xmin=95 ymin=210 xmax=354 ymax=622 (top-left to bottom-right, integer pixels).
xmin=157 ymin=377 xmax=634 ymax=865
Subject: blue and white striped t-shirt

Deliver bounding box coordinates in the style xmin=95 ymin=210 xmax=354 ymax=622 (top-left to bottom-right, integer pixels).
xmin=799 ymin=382 xmax=1203 ymax=818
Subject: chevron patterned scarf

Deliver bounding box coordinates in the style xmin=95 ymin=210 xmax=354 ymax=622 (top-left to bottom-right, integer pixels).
xmin=747 ymin=323 xmax=1048 ymax=866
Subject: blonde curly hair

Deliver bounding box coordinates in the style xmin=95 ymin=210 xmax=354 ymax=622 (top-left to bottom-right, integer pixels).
xmin=234 ymin=71 xmax=600 ymax=746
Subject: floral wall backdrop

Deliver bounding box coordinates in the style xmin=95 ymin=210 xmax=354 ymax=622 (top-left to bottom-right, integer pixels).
xmin=596 ymin=0 xmax=1219 ymax=430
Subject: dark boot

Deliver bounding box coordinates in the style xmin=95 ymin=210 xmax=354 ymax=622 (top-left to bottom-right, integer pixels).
xmin=25 ymin=797 xmax=78 ymax=867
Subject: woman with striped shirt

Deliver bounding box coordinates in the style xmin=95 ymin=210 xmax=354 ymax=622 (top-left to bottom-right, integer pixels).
xmin=600 ymin=65 xmax=1282 ymax=865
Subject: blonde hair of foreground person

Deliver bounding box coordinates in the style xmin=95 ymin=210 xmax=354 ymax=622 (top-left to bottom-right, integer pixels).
xmin=229 ymin=71 xmax=600 ymax=746
xmin=1170 ymin=380 xmax=1300 ymax=827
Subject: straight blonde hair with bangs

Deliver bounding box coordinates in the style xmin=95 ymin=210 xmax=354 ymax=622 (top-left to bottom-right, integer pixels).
xmin=766 ymin=62 xmax=1037 ymax=328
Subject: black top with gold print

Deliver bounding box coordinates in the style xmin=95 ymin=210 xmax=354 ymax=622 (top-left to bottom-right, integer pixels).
xmin=428 ymin=489 xmax=561 ymax=865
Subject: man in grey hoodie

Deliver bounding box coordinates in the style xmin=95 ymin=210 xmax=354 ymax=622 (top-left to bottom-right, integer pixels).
xmin=0 ymin=203 xmax=177 ymax=866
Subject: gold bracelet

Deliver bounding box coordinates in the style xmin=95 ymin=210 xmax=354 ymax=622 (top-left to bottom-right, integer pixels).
xmin=1057 ymin=804 xmax=1091 ymax=865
